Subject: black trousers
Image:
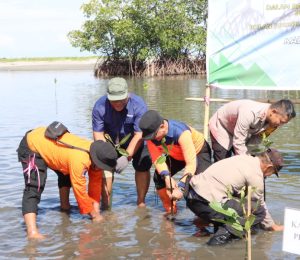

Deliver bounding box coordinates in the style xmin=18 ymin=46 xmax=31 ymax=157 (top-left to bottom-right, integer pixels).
xmin=210 ymin=133 xmax=235 ymax=162
xmin=154 ymin=141 xmax=212 ymax=190
xmin=131 ymin=142 xmax=152 ymax=172
xmin=186 ymin=190 xmax=266 ymax=236
xmin=17 ymin=134 xmax=71 ymax=215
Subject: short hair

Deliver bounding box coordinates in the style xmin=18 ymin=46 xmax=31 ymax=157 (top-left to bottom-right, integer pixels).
xmin=270 ymin=99 xmax=296 ymax=119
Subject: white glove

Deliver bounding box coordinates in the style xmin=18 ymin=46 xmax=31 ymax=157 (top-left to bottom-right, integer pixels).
xmin=115 ymin=156 xmax=129 ymax=173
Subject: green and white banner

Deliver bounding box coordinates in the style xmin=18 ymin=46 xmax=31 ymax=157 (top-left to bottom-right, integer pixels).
xmin=207 ymin=0 xmax=300 ymax=89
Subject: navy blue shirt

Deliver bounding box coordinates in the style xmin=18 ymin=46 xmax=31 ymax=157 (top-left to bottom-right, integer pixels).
xmin=92 ymin=93 xmax=147 ymax=144
xmin=151 ymin=120 xmax=190 ymax=146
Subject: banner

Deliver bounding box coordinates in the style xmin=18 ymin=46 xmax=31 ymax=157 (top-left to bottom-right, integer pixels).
xmin=206 ymin=0 xmax=300 ymax=89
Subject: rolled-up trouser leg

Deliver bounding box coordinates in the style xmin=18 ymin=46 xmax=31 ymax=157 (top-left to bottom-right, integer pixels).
xmin=18 ymin=135 xmax=48 ymax=215
xmin=21 ymin=158 xmax=48 ymax=215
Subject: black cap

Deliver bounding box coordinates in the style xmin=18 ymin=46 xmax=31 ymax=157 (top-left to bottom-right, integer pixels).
xmin=139 ymin=110 xmax=164 ymax=140
xmin=266 ymin=148 xmax=284 ymax=177
xmin=90 ymin=140 xmax=118 ymax=171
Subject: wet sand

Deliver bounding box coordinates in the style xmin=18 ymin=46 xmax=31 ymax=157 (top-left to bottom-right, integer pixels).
xmin=0 ymin=58 xmax=98 ymax=71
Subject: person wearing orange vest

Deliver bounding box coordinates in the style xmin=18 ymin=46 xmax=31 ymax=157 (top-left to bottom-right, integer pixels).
xmin=139 ymin=110 xmax=212 ymax=215
xmin=17 ymin=125 xmax=118 ymax=239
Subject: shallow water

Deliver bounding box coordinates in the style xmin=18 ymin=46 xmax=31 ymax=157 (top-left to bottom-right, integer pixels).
xmin=0 ymin=70 xmax=299 ymax=259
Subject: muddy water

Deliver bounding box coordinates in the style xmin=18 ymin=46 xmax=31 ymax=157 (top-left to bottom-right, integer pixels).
xmin=0 ymin=70 xmax=299 ymax=259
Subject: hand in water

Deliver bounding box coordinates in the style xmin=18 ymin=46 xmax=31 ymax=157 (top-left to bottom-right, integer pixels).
xmin=170 ymin=187 xmax=183 ymax=201
xmin=271 ymin=224 xmax=284 ymax=231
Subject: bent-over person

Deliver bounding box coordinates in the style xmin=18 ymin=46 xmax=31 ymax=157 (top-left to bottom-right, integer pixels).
xmin=92 ymin=77 xmax=151 ymax=209
xmin=209 ymin=99 xmax=295 ymax=162
xmin=17 ymin=124 xmax=118 ymax=239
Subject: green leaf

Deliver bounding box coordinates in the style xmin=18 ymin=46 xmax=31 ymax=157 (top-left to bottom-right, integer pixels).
xmin=162 ymin=142 xmax=169 ymax=154
xmin=212 ymin=218 xmax=228 ymax=225
xmin=261 ymin=132 xmax=273 ymax=149
xmin=68 ymin=0 xmax=208 ymax=75
xmin=143 ymin=82 xmax=149 ymax=89
xmin=245 ymin=220 xmax=251 ymax=232
xmin=209 ymin=202 xmax=239 ymax=218
xmin=156 ymin=155 xmax=166 ymax=164
xmin=104 ymin=134 xmax=114 ymax=144
xmin=230 ymin=222 xmax=244 ymax=233
xmin=212 ymin=218 xmax=243 ymax=235
xmin=228 ymin=225 xmax=243 ymax=238
xmin=245 ymin=214 xmax=256 ymax=232
xmin=251 ymin=148 xmax=262 ymax=153
xmin=117 ymin=148 xmax=129 ymax=156
xmin=119 ymin=133 xmax=131 ymax=146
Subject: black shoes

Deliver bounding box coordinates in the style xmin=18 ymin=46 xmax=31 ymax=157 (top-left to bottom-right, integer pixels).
xmin=207 ymin=229 xmax=234 ymax=246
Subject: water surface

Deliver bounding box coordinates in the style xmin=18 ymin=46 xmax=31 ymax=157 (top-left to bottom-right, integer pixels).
xmin=0 ymin=70 xmax=299 ymax=259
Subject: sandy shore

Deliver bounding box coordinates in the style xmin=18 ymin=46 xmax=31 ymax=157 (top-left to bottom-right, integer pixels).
xmin=0 ymin=58 xmax=98 ymax=71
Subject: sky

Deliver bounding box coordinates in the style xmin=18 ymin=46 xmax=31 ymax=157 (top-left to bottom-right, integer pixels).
xmin=0 ymin=0 xmax=94 ymax=58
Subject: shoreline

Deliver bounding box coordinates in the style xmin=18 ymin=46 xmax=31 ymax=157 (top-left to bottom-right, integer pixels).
xmin=0 ymin=58 xmax=98 ymax=71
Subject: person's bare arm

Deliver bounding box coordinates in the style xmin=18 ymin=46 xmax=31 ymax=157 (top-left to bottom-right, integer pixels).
xmin=93 ymin=131 xmax=106 ymax=141
xmin=126 ymin=132 xmax=143 ymax=158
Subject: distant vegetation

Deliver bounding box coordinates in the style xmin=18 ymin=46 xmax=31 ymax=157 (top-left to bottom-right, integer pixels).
xmin=0 ymin=56 xmax=98 ymax=63
xmin=68 ymin=0 xmax=208 ymax=77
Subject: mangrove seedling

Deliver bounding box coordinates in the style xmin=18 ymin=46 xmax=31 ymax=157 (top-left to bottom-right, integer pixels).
xmin=156 ymin=137 xmax=173 ymax=164
xmin=104 ymin=133 xmax=131 ymax=156
xmin=209 ymin=186 xmax=258 ymax=259
xmin=209 ymin=186 xmax=258 ymax=237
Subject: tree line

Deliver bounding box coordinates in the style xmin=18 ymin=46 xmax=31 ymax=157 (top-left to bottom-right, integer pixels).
xmin=68 ymin=0 xmax=208 ymax=76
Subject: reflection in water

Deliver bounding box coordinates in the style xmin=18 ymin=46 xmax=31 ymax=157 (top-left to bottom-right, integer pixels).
xmin=0 ymin=70 xmax=299 ymax=259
